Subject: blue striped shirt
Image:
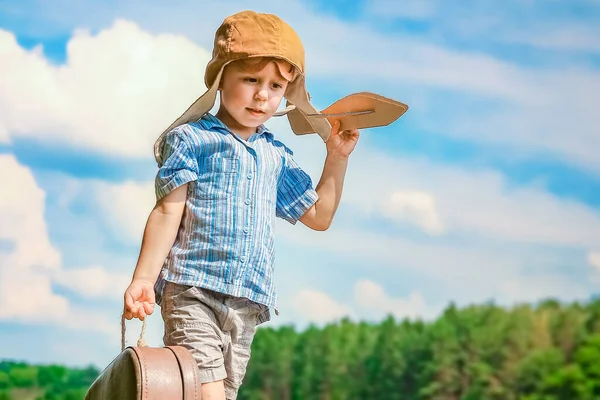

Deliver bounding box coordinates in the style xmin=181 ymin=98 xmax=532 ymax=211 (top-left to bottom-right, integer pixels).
xmin=153 ymin=114 xmax=318 ymax=321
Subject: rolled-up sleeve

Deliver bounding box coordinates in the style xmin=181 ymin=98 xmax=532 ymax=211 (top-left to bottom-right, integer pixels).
xmin=155 ymin=130 xmax=199 ymax=201
xmin=276 ymin=148 xmax=318 ymax=225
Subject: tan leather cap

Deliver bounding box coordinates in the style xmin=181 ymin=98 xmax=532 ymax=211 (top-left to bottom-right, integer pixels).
xmin=154 ymin=10 xmax=332 ymax=164
xmin=204 ymin=11 xmax=304 ymax=89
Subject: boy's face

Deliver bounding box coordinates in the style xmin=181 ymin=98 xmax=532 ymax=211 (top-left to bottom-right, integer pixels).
xmin=217 ymin=58 xmax=291 ymax=137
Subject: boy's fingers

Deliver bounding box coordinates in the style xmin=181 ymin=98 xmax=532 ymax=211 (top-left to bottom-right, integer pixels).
xmin=138 ymin=306 xmax=146 ymax=321
xmin=124 ymin=292 xmax=135 ymax=309
xmin=330 ymin=120 xmax=340 ymax=136
xmin=143 ymin=302 xmax=155 ymax=316
xmin=143 ymin=286 xmax=155 ymax=302
xmin=342 ymin=129 xmax=359 ymax=141
xmin=123 ymin=277 xmax=155 ymax=321
xmin=129 ymin=305 xmax=139 ymax=318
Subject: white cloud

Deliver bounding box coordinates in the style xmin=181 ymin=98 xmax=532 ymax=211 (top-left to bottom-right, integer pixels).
xmin=366 ymin=0 xmax=435 ymax=20
xmin=292 ymin=289 xmax=353 ymax=324
xmin=0 ymin=155 xmax=129 ymax=334
xmin=338 ymin=150 xmax=600 ymax=248
xmin=426 ymin=72 xmax=600 ymax=173
xmin=27 ymin=17 xmax=592 ymax=323
xmin=0 ymin=156 xmax=60 ymax=271
xmin=354 ymin=279 xmax=431 ymax=321
xmin=93 ymin=180 xmax=155 ymax=243
xmin=380 ymin=190 xmax=444 ymax=234
xmin=273 ymin=117 xmax=600 ymax=309
xmin=499 ymin=275 xmax=589 ymax=305
xmin=502 ymin=26 xmax=600 ymax=52
xmin=588 ymin=251 xmax=600 ymax=271
xmin=279 ymin=220 xmax=593 ymax=312
xmin=286 ymin=281 xmax=435 ymax=327
xmin=275 ymin=3 xmax=600 ymax=174
xmin=359 ymin=0 xmax=600 ymax=54
xmin=281 ymin=222 xmax=509 ymax=293
xmin=1 ymin=0 xmax=598 ymax=331
xmin=0 ymin=154 xmax=66 ymax=322
xmin=2 ymin=4 xmax=599 ymax=174
xmin=276 ymin=144 xmax=600 ymax=308
xmin=54 ymin=266 xmax=131 ymax=301
xmin=0 ymin=19 xmax=211 ymax=158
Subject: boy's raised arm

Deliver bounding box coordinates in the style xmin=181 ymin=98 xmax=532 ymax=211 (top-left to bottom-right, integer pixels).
xmin=123 ymin=183 xmax=188 ymax=320
xmin=300 ymin=120 xmax=359 ymax=231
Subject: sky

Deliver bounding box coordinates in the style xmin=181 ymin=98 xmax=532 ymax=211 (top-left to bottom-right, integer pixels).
xmin=1 ymin=0 xmax=600 ymax=369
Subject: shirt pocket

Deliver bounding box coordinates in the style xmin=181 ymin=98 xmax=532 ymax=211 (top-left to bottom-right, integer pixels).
xmin=196 ymin=156 xmax=240 ymax=200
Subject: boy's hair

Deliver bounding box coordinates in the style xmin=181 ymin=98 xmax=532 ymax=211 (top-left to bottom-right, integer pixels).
xmin=227 ymin=57 xmax=298 ymax=82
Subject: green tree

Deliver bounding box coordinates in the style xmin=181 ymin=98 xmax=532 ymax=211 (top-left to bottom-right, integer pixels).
xmin=241 ymin=325 xmax=298 ymax=400
xmin=549 ymin=303 xmax=587 ymax=361
xmin=8 ymin=366 xmax=37 ymax=388
xmin=338 ymin=319 xmax=378 ymax=400
xmin=0 ymin=389 xmax=13 ymax=400
xmin=539 ymin=364 xmax=592 ymax=400
xmin=64 ymin=365 xmax=98 ymax=387
xmin=0 ymin=371 xmax=9 ymax=389
xmin=291 ymin=324 xmax=328 ymax=400
xmin=514 ymin=348 xmax=565 ymax=396
xmin=4 ymin=297 xmax=600 ymax=399
xmin=38 ymin=365 xmax=67 ymax=387
xmin=365 ymin=315 xmax=406 ymax=400
xmin=572 ymin=334 xmax=600 ymax=396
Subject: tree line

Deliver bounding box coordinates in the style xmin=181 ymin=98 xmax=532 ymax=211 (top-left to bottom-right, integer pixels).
xmin=1 ymin=298 xmax=599 ymax=399
xmin=0 ymin=361 xmax=98 ymax=399
xmin=239 ymin=298 xmax=600 ymax=400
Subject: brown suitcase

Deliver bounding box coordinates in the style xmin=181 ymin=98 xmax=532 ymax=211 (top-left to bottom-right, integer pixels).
xmin=85 ymin=316 xmax=201 ymax=399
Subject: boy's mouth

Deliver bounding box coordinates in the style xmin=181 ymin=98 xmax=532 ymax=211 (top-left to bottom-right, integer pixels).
xmin=246 ymin=107 xmax=266 ymax=115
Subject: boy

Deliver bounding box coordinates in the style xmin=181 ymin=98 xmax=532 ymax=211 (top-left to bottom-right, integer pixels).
xmin=123 ymin=10 xmax=359 ymax=400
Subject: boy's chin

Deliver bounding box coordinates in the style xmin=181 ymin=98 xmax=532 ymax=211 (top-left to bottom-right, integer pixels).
xmin=229 ymin=117 xmax=267 ymax=133
xmin=237 ymin=113 xmax=270 ymax=127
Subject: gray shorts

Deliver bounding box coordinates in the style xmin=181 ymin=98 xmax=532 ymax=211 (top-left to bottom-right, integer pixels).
xmin=160 ymin=281 xmax=268 ymax=400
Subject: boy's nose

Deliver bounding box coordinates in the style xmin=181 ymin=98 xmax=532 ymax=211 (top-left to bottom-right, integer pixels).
xmin=255 ymin=89 xmax=268 ymax=101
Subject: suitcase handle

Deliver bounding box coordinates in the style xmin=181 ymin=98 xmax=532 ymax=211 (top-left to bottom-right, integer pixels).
xmin=120 ymin=312 xmax=148 ymax=351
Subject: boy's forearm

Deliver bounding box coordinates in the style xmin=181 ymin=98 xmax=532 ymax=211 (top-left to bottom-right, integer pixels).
xmin=311 ymin=154 xmax=349 ymax=229
xmin=131 ymin=205 xmax=183 ymax=283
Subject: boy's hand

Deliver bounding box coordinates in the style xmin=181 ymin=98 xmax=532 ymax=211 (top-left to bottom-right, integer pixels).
xmin=123 ymin=278 xmax=156 ymax=321
xmin=325 ymin=120 xmax=360 ymax=158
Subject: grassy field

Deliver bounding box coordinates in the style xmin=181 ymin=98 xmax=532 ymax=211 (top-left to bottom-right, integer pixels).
xmin=6 ymin=388 xmax=44 ymax=400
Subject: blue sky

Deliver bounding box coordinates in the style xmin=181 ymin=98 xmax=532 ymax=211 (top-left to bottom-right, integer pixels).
xmin=1 ymin=0 xmax=600 ymax=369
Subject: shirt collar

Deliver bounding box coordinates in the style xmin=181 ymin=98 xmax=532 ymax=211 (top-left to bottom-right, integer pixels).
xmin=197 ymin=113 xmax=273 ymax=139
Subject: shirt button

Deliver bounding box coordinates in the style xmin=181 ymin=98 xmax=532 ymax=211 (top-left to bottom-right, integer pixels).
xmin=245 ymin=199 xmax=251 ymax=205
xmin=247 ymin=174 xmax=253 ymax=180
xmin=240 ymin=256 xmax=247 ymax=263
xmin=243 ymin=227 xmax=249 ymax=234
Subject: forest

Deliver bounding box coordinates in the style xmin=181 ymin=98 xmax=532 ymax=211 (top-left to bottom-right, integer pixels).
xmin=1 ymin=298 xmax=599 ymax=399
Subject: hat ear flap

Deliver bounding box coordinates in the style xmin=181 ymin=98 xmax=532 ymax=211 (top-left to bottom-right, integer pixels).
xmin=284 ymin=101 xmax=316 ymax=135
xmin=284 ymin=78 xmax=331 ymax=141
xmin=154 ymin=64 xmax=229 ymax=165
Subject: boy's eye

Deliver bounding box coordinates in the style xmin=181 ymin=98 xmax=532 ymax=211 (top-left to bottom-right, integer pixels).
xmin=244 ymin=77 xmax=258 ymax=83
xmin=272 ymin=82 xmax=283 ymax=89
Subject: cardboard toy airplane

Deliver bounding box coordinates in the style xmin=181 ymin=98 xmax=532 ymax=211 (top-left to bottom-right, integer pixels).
xmin=274 ymin=92 xmax=409 ymax=138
